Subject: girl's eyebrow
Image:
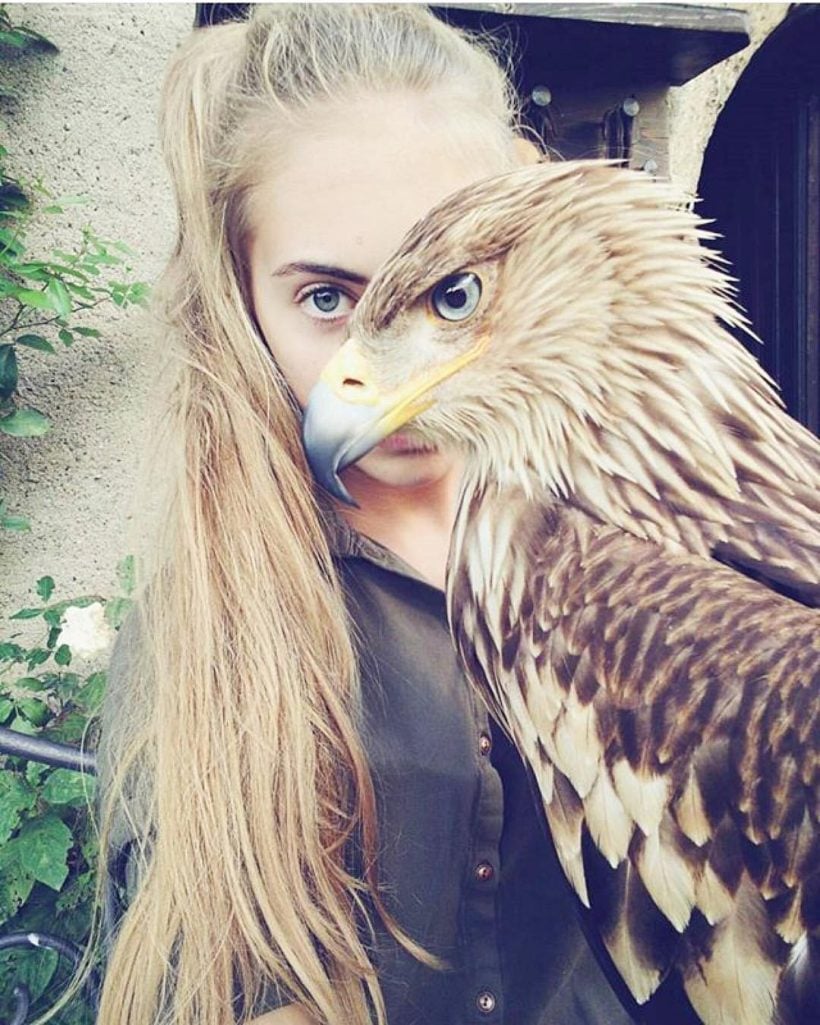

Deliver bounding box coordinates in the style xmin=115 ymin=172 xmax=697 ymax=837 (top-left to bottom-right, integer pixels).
xmin=272 ymin=261 xmax=368 ymax=286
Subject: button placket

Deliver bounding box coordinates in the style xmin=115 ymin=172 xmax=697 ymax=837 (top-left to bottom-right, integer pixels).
xmin=462 ymin=704 xmax=504 ymax=1025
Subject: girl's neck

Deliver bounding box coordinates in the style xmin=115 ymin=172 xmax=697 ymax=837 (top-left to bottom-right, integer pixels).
xmin=336 ymin=462 xmax=464 ymax=591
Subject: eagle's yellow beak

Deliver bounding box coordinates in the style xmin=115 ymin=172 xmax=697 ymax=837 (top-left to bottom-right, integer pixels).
xmin=302 ymin=333 xmax=488 ymax=504
xmin=302 ymin=338 xmax=433 ymax=505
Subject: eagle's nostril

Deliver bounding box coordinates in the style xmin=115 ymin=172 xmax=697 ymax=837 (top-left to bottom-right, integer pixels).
xmin=342 ymin=378 xmax=365 ymax=388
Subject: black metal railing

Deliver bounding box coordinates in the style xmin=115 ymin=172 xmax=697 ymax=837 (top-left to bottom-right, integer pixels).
xmin=0 ymin=727 xmax=96 ymax=774
xmin=0 ymin=729 xmax=99 ymax=1023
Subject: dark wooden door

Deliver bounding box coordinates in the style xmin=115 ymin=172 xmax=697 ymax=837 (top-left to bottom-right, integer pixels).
xmin=698 ymin=4 xmax=819 ymax=435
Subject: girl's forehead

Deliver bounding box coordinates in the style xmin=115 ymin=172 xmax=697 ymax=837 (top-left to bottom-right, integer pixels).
xmin=247 ymin=91 xmax=507 ymax=275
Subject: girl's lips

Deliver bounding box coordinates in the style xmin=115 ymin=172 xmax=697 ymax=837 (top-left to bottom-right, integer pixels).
xmin=377 ymin=432 xmax=437 ymax=454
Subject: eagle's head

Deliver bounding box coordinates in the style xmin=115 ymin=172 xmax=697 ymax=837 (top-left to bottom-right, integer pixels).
xmin=303 ymin=161 xmax=782 ymax=511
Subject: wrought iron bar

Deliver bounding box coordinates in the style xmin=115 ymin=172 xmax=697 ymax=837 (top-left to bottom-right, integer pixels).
xmin=0 ymin=932 xmax=100 ymax=1021
xmin=0 ymin=727 xmax=96 ymax=775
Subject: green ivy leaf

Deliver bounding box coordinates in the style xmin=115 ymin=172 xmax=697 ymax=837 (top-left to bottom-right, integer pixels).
xmin=111 ymin=240 xmax=136 ymax=257
xmin=0 ymin=407 xmax=50 ymax=437
xmin=0 ymin=642 xmax=25 ymax=662
xmin=128 ymin=282 xmax=152 ymax=304
xmin=0 ymin=946 xmax=59 ymax=1009
xmin=14 ymin=287 xmax=53 ymax=311
xmin=0 ymin=837 xmax=36 ymax=922
xmin=42 ymin=608 xmax=59 ymax=628
xmin=0 ymin=512 xmax=30 ymax=531
xmin=42 ymin=709 xmax=87 ymax=745
xmin=15 ymin=697 xmax=50 ymax=727
xmin=116 ymin=554 xmax=136 ymax=596
xmin=25 ymin=649 xmax=50 ymax=670
xmin=0 ymin=699 xmax=13 ymax=722
xmin=80 ymin=832 xmax=98 ymax=866
xmin=54 ymin=671 xmax=80 ymax=694
xmin=55 ymin=868 xmax=95 ymax=913
xmin=0 ymin=29 xmax=29 ymax=48
xmin=73 ymin=326 xmax=100 ymax=338
xmin=16 ymin=814 xmax=72 ymax=891
xmin=14 ymin=333 xmax=54 ymax=353
xmin=24 ymin=762 xmax=48 ymax=788
xmin=57 ymin=327 xmax=74 ymax=346
xmin=36 ymin=576 xmax=55 ymax=602
xmin=40 ymin=769 xmax=95 ymax=808
xmin=9 ymin=606 xmax=43 ymax=620
xmin=0 ymin=23 xmax=57 ymax=53
xmin=7 ymin=714 xmax=38 ymax=736
xmin=0 ymin=226 xmax=25 ymax=259
xmin=53 ymin=644 xmax=71 ymax=667
xmin=0 ymin=344 xmax=18 ymax=398
xmin=65 ymin=281 xmax=95 ymax=299
xmin=40 ymin=596 xmax=98 ymax=624
xmin=90 ymin=251 xmax=120 ymax=268
xmin=45 ymin=277 xmax=71 ymax=318
xmin=75 ymin=671 xmax=106 ymax=713
xmin=50 ymin=194 xmax=87 ymax=208
xmin=15 ymin=676 xmax=45 ymax=691
xmin=45 ymin=262 xmax=89 ymax=280
xmin=104 ymin=595 xmax=132 ymax=629
xmin=7 ymin=261 xmax=49 ymax=282
xmin=0 ymin=771 xmax=37 ymax=844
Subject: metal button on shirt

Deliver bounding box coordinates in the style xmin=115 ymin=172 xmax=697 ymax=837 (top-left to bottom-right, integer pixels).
xmin=478 ymin=731 xmax=492 ymax=756
xmin=476 ymin=990 xmax=497 ymax=1014
xmin=474 ymin=861 xmax=495 ymax=883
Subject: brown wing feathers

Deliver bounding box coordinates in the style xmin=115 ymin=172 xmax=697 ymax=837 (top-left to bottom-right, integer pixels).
xmin=450 ymin=485 xmax=819 ymax=1025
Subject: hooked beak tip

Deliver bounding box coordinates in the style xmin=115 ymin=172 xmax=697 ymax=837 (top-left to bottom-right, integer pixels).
xmin=302 ymin=379 xmax=377 ymax=507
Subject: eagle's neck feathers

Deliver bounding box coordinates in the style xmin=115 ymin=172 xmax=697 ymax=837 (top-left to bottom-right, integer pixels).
xmin=458 ymin=315 xmax=818 ymax=553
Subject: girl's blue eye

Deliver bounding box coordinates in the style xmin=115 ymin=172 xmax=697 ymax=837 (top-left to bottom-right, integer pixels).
xmin=312 ymin=288 xmax=341 ymax=313
xmin=299 ymin=285 xmax=355 ymax=321
xmin=431 ymin=272 xmax=482 ymax=322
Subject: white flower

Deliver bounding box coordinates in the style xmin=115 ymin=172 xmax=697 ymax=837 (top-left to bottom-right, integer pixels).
xmin=59 ymin=602 xmax=115 ymax=660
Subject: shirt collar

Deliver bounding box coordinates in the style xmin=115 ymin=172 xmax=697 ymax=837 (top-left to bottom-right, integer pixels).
xmin=317 ymin=491 xmax=440 ymax=590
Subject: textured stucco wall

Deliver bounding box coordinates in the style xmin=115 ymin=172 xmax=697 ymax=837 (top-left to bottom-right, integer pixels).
xmin=0 ymin=3 xmax=193 ymax=621
xmin=668 ymin=1 xmax=791 ymax=194
xmin=0 ymin=2 xmax=793 ymax=630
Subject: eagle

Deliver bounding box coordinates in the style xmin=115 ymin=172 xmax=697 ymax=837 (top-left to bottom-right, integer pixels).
xmin=301 ymin=161 xmax=820 ymax=1025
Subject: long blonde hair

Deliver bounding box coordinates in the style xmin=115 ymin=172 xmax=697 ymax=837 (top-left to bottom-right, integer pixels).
xmin=88 ymin=7 xmax=521 ymax=1025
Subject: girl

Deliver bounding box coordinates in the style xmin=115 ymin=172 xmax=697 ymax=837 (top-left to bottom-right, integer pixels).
xmin=95 ymin=7 xmax=685 ymax=1025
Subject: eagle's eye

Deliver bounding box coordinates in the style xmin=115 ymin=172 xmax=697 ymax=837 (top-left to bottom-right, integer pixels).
xmin=430 ymin=272 xmax=482 ymax=322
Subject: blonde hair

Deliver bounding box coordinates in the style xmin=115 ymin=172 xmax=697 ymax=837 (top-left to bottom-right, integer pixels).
xmin=81 ymin=7 xmax=522 ymax=1025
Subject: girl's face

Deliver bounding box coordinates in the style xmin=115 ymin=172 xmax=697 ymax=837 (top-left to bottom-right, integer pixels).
xmin=246 ymin=91 xmax=509 ymax=492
